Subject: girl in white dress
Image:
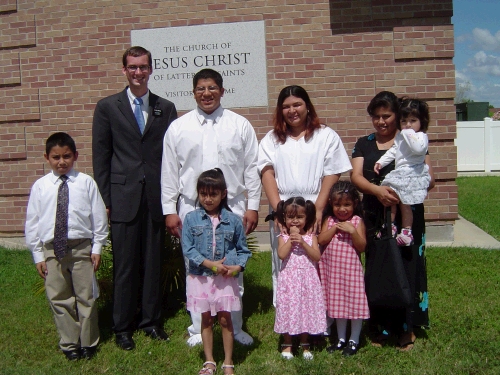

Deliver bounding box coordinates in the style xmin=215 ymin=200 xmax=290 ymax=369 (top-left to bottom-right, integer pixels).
xmin=258 ymin=85 xmax=352 ymax=307
xmin=374 ymin=98 xmax=431 ymax=246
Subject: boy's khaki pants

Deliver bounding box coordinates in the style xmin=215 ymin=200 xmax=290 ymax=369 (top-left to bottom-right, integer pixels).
xmin=43 ymin=239 xmax=99 ymax=351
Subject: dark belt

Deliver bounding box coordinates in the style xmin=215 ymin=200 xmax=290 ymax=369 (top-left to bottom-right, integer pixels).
xmin=50 ymin=238 xmax=90 ymax=247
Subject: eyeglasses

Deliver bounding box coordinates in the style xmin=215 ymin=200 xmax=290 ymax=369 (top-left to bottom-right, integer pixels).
xmin=126 ymin=65 xmax=150 ymax=72
xmin=194 ymin=86 xmax=220 ymax=94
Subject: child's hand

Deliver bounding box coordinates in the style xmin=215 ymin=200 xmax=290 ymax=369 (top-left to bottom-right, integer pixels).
xmin=91 ymin=254 xmax=101 ymax=272
xmin=224 ymin=265 xmax=242 ymax=278
xmin=210 ymin=257 xmax=229 ymax=275
xmin=289 ymin=226 xmax=302 ymax=244
xmin=35 ymin=261 xmax=48 ymax=279
xmin=374 ymin=163 xmax=381 ymax=175
xmin=335 ymin=221 xmax=356 ymax=234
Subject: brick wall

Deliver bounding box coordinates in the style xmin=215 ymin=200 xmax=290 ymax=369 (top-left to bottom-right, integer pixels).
xmin=0 ymin=0 xmax=456 ymax=235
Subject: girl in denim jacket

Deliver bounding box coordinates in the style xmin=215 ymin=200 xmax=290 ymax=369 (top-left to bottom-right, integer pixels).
xmin=182 ymin=168 xmax=251 ymax=375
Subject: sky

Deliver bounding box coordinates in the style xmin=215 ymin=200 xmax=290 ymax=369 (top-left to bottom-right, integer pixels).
xmin=453 ymin=0 xmax=500 ymax=107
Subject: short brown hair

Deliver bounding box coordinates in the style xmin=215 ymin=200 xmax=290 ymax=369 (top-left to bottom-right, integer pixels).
xmin=122 ymin=46 xmax=152 ymax=68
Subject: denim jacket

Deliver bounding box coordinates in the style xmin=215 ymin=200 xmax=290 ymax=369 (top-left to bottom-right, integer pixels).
xmin=181 ymin=207 xmax=251 ymax=276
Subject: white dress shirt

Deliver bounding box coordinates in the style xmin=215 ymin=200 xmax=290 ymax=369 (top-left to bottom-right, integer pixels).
xmin=25 ymin=168 xmax=109 ymax=264
xmin=161 ymin=105 xmax=261 ymax=217
xmin=126 ymin=88 xmax=149 ymax=125
xmin=258 ymin=125 xmax=352 ymax=202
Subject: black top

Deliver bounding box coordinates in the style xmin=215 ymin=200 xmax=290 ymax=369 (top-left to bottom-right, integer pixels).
xmin=351 ymin=133 xmax=395 ymax=237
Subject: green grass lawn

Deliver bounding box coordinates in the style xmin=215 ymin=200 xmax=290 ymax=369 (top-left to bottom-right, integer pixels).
xmin=2 ymin=176 xmax=500 ymax=374
xmin=456 ymin=176 xmax=500 ymax=241
xmin=1 ymin=248 xmax=499 ymax=375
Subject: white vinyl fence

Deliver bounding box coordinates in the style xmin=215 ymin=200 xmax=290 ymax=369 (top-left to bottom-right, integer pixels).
xmin=455 ymin=118 xmax=500 ymax=172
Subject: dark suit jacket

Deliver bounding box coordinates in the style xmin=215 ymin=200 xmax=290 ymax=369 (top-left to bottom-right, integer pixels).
xmin=92 ymin=88 xmax=177 ymax=223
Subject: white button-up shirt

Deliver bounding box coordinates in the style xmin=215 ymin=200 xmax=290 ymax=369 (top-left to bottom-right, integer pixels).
xmin=25 ymin=169 xmax=109 ymax=264
xmin=161 ymin=106 xmax=261 ymax=216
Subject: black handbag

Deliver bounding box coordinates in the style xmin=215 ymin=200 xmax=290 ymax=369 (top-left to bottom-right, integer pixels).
xmin=365 ymin=207 xmax=412 ymax=308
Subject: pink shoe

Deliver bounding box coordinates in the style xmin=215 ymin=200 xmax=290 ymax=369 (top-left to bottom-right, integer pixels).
xmin=396 ymin=228 xmax=414 ymax=246
xmin=391 ymin=223 xmax=397 ymax=237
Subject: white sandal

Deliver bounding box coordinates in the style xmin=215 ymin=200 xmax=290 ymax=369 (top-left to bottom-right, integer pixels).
xmin=221 ymin=363 xmax=234 ymax=374
xmin=199 ymin=361 xmax=217 ymax=375
xmin=281 ymin=343 xmax=294 ymax=359
xmin=300 ymin=343 xmax=313 ymax=360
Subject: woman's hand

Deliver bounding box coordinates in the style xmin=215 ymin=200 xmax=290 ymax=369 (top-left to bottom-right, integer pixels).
xmin=375 ymin=185 xmax=399 ymax=207
xmin=312 ymin=210 xmax=323 ymax=234
xmin=274 ymin=218 xmax=286 ymax=236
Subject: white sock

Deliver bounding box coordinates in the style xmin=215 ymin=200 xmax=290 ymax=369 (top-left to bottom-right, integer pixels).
xmin=349 ymin=319 xmax=363 ymax=344
xmin=336 ymin=318 xmax=347 ymax=342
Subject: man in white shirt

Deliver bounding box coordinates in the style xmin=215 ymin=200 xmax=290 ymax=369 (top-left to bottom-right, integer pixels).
xmin=161 ymin=68 xmax=261 ymax=346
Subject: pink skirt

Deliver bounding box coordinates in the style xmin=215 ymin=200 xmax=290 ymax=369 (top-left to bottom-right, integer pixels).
xmin=186 ymin=274 xmax=241 ymax=316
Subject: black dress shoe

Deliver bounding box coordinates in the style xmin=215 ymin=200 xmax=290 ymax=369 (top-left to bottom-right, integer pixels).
xmin=62 ymin=349 xmax=81 ymax=361
xmin=144 ymin=327 xmax=169 ymax=341
xmin=81 ymin=346 xmax=97 ymax=360
xmin=342 ymin=340 xmax=360 ymax=357
xmin=327 ymin=339 xmax=347 ymax=353
xmin=115 ymin=332 xmax=135 ymax=350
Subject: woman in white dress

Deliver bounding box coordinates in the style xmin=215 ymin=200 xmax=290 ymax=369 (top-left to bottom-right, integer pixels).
xmin=258 ymin=85 xmax=352 ymax=306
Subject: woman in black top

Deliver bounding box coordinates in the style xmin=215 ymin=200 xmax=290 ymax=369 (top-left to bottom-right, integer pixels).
xmin=351 ymin=91 xmax=435 ymax=351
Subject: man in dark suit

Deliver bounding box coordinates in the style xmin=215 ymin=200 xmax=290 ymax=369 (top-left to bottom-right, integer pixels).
xmin=92 ymin=46 xmax=177 ymax=350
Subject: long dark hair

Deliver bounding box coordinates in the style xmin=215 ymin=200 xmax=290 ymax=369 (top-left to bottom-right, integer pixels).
xmin=272 ymin=85 xmax=321 ymax=144
xmin=195 ymin=168 xmax=231 ymax=213
xmin=322 ymin=180 xmax=363 ymax=223
xmin=275 ymin=196 xmax=316 ymax=234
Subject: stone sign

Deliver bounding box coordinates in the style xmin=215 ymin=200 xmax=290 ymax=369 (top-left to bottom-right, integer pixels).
xmin=131 ymin=20 xmax=268 ymax=110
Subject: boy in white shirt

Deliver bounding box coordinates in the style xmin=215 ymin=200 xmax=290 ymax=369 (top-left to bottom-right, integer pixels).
xmin=25 ymin=132 xmax=108 ymax=361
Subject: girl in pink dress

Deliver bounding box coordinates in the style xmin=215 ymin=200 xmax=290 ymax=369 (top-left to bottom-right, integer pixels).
xmin=318 ymin=181 xmax=369 ymax=357
xmin=274 ymin=197 xmax=326 ymax=360
xmin=182 ymin=169 xmax=251 ymax=375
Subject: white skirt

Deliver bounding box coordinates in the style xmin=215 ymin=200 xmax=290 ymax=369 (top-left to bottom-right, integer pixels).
xmin=381 ymin=163 xmax=430 ymax=205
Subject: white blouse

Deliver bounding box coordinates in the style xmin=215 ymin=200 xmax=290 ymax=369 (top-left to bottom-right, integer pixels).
xmin=258 ymin=125 xmax=352 ymax=202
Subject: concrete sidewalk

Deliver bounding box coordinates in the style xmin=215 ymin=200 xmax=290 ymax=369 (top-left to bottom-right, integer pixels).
xmin=2 ymin=215 xmax=500 ymax=251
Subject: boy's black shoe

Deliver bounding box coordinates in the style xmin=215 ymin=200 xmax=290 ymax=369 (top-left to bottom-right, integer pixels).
xmin=342 ymin=340 xmax=360 ymax=357
xmin=81 ymin=346 xmax=97 ymax=360
xmin=144 ymin=327 xmax=169 ymax=341
xmin=115 ymin=332 xmax=135 ymax=350
xmin=63 ymin=349 xmax=81 ymax=361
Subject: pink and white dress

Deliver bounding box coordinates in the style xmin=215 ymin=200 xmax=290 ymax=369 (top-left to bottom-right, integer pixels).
xmin=319 ymin=215 xmax=369 ymax=319
xmin=274 ymin=233 xmax=327 ymax=335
